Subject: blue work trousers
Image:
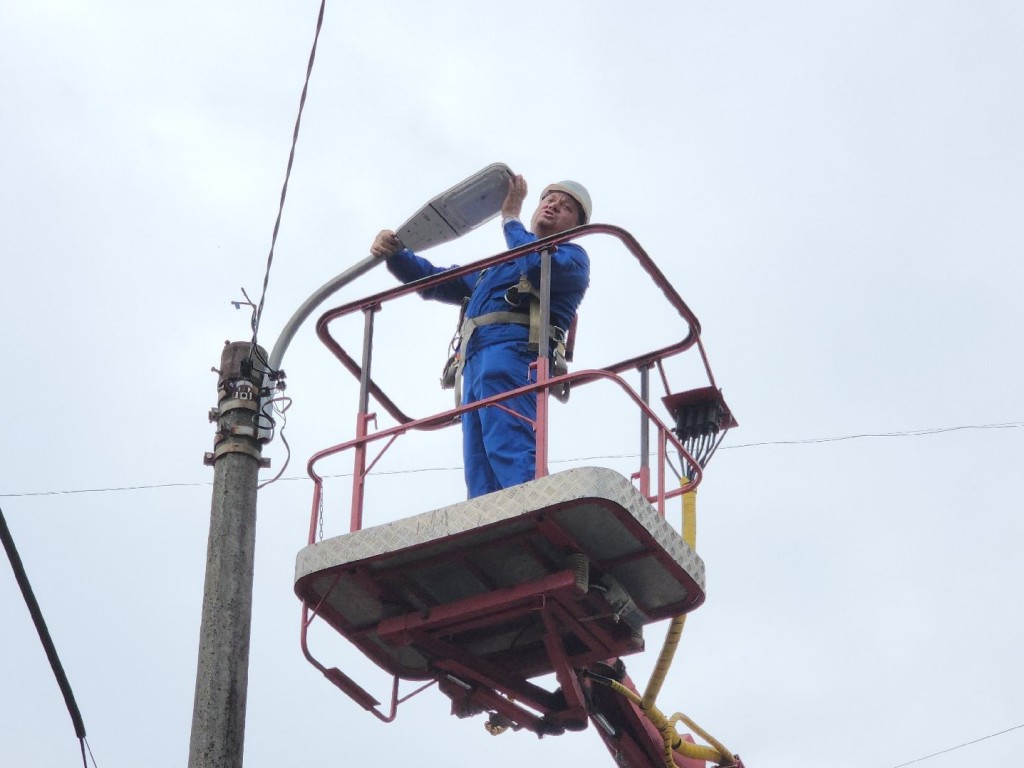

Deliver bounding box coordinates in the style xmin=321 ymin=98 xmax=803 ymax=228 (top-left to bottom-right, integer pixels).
xmin=461 ymin=341 xmax=537 ymax=498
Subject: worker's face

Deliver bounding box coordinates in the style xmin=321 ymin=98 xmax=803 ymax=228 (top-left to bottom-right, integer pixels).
xmin=531 ymin=191 xmax=582 ymax=238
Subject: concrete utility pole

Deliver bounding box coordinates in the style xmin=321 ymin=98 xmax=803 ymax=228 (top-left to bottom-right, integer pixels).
xmin=189 ymin=341 xmax=268 ymax=768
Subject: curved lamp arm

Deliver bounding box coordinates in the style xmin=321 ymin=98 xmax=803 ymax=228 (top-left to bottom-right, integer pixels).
xmin=268 ymin=254 xmax=381 ymax=373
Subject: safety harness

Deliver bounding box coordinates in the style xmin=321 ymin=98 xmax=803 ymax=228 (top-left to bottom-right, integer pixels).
xmin=441 ymin=273 xmax=570 ymax=406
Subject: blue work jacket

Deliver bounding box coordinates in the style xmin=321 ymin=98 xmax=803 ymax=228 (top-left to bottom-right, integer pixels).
xmin=386 ymin=220 xmax=590 ymax=359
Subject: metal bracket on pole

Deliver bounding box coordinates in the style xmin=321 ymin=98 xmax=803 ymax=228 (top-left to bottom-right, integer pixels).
xmin=204 ymin=439 xmax=271 ymax=467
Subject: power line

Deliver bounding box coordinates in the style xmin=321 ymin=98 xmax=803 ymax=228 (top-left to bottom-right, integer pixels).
xmin=248 ymin=0 xmax=326 ymax=347
xmin=1 ymin=420 xmax=1021 ymax=499
xmin=2 ymin=504 xmax=92 ymax=767
xmin=0 ymin=481 xmax=213 ymax=498
xmin=727 ymin=421 xmax=1024 ymax=449
xmin=889 ymin=722 xmax=1024 ymax=767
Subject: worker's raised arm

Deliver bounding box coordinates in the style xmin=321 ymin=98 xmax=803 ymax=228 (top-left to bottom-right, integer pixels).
xmin=501 ymin=175 xmax=528 ymax=220
xmin=375 ymin=229 xmax=477 ymax=307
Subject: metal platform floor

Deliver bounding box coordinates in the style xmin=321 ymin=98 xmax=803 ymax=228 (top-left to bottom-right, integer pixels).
xmin=295 ymin=467 xmax=705 ymax=681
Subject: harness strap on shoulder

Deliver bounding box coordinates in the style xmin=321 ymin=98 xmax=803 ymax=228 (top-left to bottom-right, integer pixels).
xmin=507 ymin=274 xmax=544 ymax=349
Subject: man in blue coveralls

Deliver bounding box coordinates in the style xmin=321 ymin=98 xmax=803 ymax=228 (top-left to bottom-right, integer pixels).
xmin=370 ymin=175 xmax=591 ymax=499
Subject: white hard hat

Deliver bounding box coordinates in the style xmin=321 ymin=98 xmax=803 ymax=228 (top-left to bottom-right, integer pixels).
xmin=542 ymin=180 xmax=592 ymax=225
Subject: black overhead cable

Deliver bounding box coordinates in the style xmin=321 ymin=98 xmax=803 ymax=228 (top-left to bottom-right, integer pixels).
xmin=1 ymin=504 xmax=90 ymax=767
xmin=249 ymin=0 xmax=327 ymax=358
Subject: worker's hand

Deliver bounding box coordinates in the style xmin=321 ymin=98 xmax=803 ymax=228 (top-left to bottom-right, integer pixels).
xmin=370 ymin=229 xmax=403 ymax=259
xmin=501 ymin=175 xmax=527 ymax=219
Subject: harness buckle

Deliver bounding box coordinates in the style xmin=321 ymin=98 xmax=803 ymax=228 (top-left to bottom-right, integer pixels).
xmin=440 ymin=353 xmax=459 ymax=390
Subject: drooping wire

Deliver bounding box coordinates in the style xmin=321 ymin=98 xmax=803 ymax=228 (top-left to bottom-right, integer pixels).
xmin=257 ymin=395 xmax=293 ymax=489
xmin=247 ymin=0 xmax=327 ymax=365
xmin=3 ymin=420 xmax=1022 ymax=498
xmin=889 ymin=722 xmax=1024 ymax=767
xmin=1 ymin=504 xmax=93 ymax=767
xmin=727 ymin=420 xmax=1024 ymax=448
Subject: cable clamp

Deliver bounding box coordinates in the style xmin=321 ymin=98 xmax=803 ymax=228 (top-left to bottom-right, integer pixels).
xmin=217 ymin=396 xmax=260 ymax=414
xmin=203 ymin=439 xmax=270 ymax=467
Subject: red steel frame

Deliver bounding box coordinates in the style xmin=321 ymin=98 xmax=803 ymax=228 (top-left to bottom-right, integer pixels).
xmin=297 ymin=224 xmax=736 ymax=758
xmin=308 ymin=224 xmax=719 ymax=535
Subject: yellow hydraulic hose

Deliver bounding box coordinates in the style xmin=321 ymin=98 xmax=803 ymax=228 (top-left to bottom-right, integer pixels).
xmin=599 ymin=677 xmax=734 ymax=766
xmin=620 ymin=479 xmax=735 ymax=766
xmin=668 ymin=711 xmax=735 ymax=764
xmin=682 ymin=479 xmax=697 ymax=548
xmin=642 ymin=479 xmax=697 ymax=709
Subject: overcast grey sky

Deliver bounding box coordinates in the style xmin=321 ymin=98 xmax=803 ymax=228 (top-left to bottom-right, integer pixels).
xmin=2 ymin=2 xmax=1023 ymax=767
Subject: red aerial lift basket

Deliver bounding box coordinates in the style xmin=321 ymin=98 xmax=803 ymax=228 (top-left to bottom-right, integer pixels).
xmin=294 ymin=467 xmax=705 ymax=735
xmin=291 ymin=224 xmax=743 ymax=764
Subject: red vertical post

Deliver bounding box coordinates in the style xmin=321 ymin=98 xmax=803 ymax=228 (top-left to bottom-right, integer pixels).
xmin=657 ymin=429 xmax=667 ymax=517
xmin=534 ymin=357 xmax=550 ymax=479
xmin=534 ymin=248 xmax=553 ymax=480
xmin=307 ymin=481 xmax=322 ymax=544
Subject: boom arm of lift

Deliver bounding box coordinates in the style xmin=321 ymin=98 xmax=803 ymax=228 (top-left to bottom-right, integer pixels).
xmin=583 ymin=661 xmax=745 ymax=768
